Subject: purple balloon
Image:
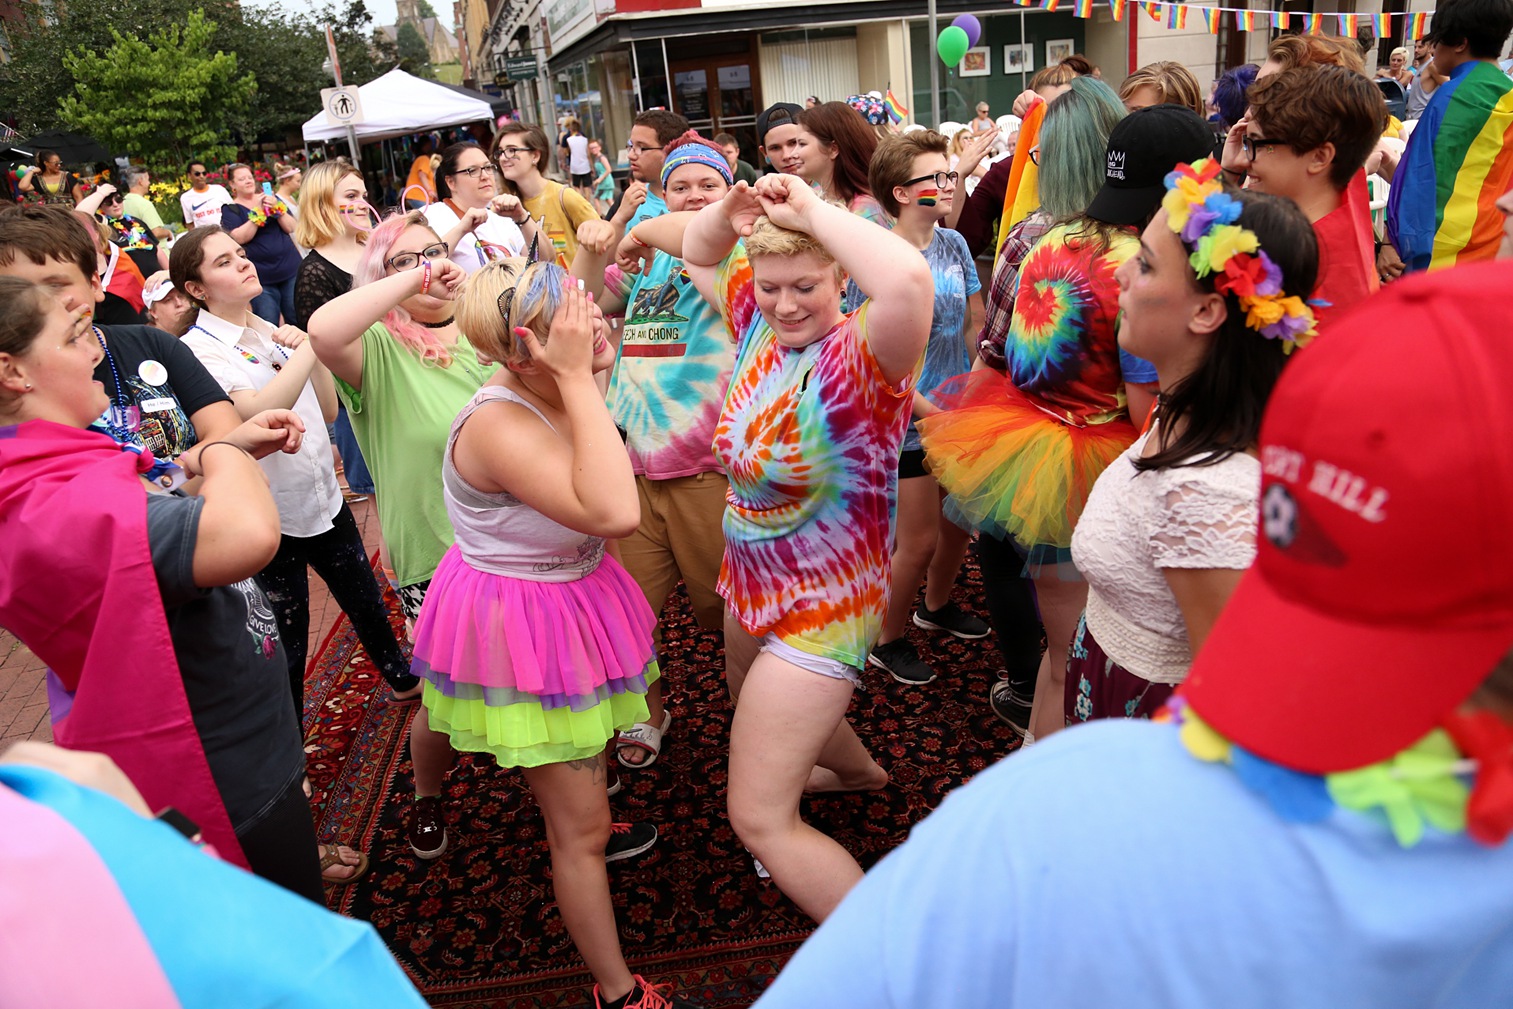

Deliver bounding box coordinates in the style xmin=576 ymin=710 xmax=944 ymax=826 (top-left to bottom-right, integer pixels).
xmin=951 ymin=14 xmax=982 ymax=47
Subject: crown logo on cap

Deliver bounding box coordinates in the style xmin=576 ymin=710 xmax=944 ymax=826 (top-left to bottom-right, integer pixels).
xmin=1107 ymin=150 xmax=1126 ymax=181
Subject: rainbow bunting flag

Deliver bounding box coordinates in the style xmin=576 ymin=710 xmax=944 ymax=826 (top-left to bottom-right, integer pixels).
xmin=1143 ymin=1 xmax=1162 ymax=19
xmin=1387 ymin=61 xmax=1513 ymax=272
xmin=1075 ymin=0 xmax=1093 ymax=17
xmin=1166 ymin=4 xmax=1187 ymax=29
xmin=1338 ymin=13 xmax=1359 ymax=36
xmin=1410 ymin=11 xmax=1428 ymax=37
xmin=1236 ymin=9 xmax=1256 ymax=30
xmin=1307 ymin=12 xmax=1324 ymax=34
xmin=1272 ymin=9 xmax=1290 ymax=30
xmin=1201 ymin=7 xmax=1221 ymax=32
xmin=1375 ymin=11 xmax=1392 ymax=36
xmin=1109 ymin=0 xmax=1127 ymax=21
xmin=883 ymin=88 xmax=908 ymax=124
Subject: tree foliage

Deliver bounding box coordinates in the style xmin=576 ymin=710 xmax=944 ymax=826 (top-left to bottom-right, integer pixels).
xmin=395 ymin=21 xmax=433 ymax=79
xmin=58 ymin=10 xmax=256 ymax=173
xmin=416 ymin=0 xmax=439 ymax=19
xmin=0 ymin=0 xmax=391 ymax=146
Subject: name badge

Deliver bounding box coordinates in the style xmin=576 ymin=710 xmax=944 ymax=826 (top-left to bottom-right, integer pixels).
xmin=138 ymin=359 xmax=169 ymax=386
xmin=140 ymin=396 xmax=177 ymax=413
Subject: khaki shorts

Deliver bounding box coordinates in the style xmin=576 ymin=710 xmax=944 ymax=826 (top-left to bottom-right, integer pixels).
xmin=618 ymin=471 xmax=729 ymax=633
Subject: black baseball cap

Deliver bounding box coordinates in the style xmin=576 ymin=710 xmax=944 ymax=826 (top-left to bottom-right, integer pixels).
xmin=756 ymin=103 xmax=803 ymax=145
xmin=1086 ymin=104 xmax=1215 ymax=226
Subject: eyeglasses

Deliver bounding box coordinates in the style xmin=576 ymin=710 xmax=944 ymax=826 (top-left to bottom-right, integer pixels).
xmin=1027 ymin=146 xmax=1041 ymax=166
xmin=450 ymin=165 xmax=492 ymax=180
xmin=385 ymin=241 xmax=450 ymax=272
xmin=902 ymin=171 xmax=960 ymax=189
xmin=625 ymin=141 xmax=660 ymax=154
xmin=496 ymin=146 xmax=532 ymax=161
xmin=1241 ymin=135 xmax=1286 ymax=160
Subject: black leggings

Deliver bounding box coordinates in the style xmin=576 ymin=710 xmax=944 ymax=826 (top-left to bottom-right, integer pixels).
xmin=236 ymin=773 xmax=323 ymax=903
xmin=259 ymin=501 xmax=417 ymax=713
xmin=975 ymin=534 xmax=1045 ymax=697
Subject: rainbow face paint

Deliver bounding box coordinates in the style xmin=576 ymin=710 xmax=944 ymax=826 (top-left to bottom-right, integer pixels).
xmin=916 ymin=188 xmax=939 ymax=207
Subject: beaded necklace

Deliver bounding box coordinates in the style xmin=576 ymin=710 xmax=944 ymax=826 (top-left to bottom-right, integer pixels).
xmin=93 ymin=326 xmax=141 ymax=437
xmin=189 ymin=323 xmax=290 ymax=372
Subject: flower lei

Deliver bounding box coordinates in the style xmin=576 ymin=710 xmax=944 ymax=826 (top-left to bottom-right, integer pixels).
xmin=245 ymin=198 xmax=287 ymax=228
xmin=1161 ymin=158 xmax=1318 ymax=352
xmin=1161 ymin=697 xmax=1513 ymax=848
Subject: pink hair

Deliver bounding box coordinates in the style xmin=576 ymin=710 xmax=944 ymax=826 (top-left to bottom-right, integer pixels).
xmin=353 ymin=211 xmax=453 ymax=367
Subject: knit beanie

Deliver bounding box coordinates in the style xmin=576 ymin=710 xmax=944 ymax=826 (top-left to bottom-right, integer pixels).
xmin=660 ymin=132 xmax=734 ymax=189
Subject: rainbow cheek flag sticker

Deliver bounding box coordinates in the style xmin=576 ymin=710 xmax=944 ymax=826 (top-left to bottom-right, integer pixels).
xmin=1387 ymin=61 xmax=1513 ymax=272
xmin=916 ymin=188 xmax=939 ymax=207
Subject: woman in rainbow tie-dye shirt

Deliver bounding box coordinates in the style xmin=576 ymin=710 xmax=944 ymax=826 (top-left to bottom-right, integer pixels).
xmin=682 ymin=174 xmax=933 ymax=922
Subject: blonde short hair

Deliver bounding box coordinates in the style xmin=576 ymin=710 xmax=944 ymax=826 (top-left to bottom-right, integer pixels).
xmin=456 ymin=258 xmax=568 ymax=367
xmin=294 ymin=161 xmax=365 ymax=249
xmin=744 ymin=216 xmax=843 ymax=283
xmin=1118 ymin=61 xmax=1206 ymax=116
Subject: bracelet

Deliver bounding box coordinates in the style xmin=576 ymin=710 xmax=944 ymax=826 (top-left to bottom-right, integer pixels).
xmin=421 ymin=259 xmax=433 ymax=295
xmin=189 ymin=439 xmax=251 ymax=477
xmin=629 ymin=230 xmax=650 ymax=249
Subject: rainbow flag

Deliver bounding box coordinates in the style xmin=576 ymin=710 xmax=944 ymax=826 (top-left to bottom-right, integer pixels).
xmin=1075 ymin=0 xmax=1093 ymax=17
xmin=1109 ymin=0 xmax=1127 ymax=21
xmin=1144 ymin=1 xmax=1162 ymax=20
xmin=1410 ymin=11 xmax=1428 ymax=38
xmin=1272 ymin=9 xmax=1290 ymax=30
xmin=1375 ymin=11 xmax=1392 ymax=36
xmin=1387 ymin=61 xmax=1513 ymax=272
xmin=1236 ymin=9 xmax=1256 ymax=31
xmin=1166 ymin=4 xmax=1187 ymax=29
xmin=1307 ymin=12 xmax=1324 ymax=34
xmin=1201 ymin=7 xmax=1221 ymax=33
xmin=1338 ymin=13 xmax=1359 ymax=37
xmin=884 ymin=88 xmax=908 ymax=124
xmin=1040 ymin=0 xmax=1062 ymax=11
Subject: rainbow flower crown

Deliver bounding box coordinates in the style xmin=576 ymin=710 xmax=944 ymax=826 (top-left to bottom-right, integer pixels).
xmin=1161 ymin=158 xmax=1317 ymax=352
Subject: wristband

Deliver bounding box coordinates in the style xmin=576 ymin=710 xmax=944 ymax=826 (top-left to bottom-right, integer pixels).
xmin=189 ymin=439 xmax=251 ymax=477
xmin=421 ymin=259 xmax=433 ymax=295
xmin=629 ymin=230 xmax=650 ymax=250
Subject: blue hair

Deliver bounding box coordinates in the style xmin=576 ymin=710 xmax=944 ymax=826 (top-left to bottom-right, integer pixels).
xmin=1039 ymin=76 xmax=1129 ymax=221
xmin=1213 ymin=65 xmax=1259 ymax=133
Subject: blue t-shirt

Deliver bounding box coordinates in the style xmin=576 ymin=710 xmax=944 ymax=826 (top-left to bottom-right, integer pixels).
xmin=220 ymin=202 xmax=302 ymax=285
xmin=756 ymin=720 xmax=1513 ymax=1009
xmin=847 ymin=227 xmax=980 ymax=452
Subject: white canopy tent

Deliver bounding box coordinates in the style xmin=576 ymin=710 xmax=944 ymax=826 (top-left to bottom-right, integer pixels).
xmin=301 ymin=68 xmax=494 ymax=144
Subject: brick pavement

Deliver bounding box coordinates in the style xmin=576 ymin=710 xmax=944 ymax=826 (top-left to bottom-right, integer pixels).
xmin=0 ymin=496 xmax=383 ymax=745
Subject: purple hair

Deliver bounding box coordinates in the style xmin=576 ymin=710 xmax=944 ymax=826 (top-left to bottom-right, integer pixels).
xmin=1213 ymin=64 xmax=1259 ymax=133
xmin=353 ymin=211 xmax=453 ymax=367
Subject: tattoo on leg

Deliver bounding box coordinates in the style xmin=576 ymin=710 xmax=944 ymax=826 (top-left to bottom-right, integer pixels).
xmin=561 ymin=755 xmax=605 ymax=784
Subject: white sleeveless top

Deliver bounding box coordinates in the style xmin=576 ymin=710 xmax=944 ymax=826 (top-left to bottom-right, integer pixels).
xmin=1070 ymin=428 xmax=1259 ymax=684
xmin=442 ymin=385 xmax=605 ymax=583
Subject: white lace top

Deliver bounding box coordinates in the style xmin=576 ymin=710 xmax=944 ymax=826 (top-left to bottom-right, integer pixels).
xmin=1069 ymin=428 xmax=1259 ymax=684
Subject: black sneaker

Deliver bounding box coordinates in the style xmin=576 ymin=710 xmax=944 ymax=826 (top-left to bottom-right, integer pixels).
xmin=868 ymin=637 xmax=938 ymax=685
xmin=605 ymin=821 xmax=658 ymax=862
xmin=913 ymin=601 xmax=991 ymax=640
xmin=989 ymin=678 xmax=1034 ymax=736
xmin=408 ymin=795 xmax=449 ymax=860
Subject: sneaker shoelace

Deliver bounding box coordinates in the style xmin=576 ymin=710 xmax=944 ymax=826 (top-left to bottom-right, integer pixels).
xmin=610 ymin=822 xmax=632 ymax=834
xmin=625 ymin=976 xmax=675 ymax=1009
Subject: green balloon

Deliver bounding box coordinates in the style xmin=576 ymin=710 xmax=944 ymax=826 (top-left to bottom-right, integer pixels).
xmin=937 ymin=25 xmax=970 ymax=66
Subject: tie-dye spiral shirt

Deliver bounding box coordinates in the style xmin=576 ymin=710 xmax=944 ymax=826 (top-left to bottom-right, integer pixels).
xmin=605 ymin=247 xmax=742 ymax=479
xmin=1005 ymin=224 xmax=1139 ymax=425
xmin=712 ymin=255 xmax=915 ymax=669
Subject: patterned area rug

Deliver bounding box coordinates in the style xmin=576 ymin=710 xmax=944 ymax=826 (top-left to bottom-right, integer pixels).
xmin=304 ymin=561 xmax=1021 ymax=1008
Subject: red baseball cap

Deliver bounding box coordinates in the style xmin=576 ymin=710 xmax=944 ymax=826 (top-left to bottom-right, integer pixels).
xmin=1180 ymin=260 xmax=1513 ymax=774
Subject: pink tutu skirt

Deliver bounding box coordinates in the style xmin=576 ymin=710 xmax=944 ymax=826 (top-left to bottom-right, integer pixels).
xmin=411 ymin=545 xmax=660 ymax=767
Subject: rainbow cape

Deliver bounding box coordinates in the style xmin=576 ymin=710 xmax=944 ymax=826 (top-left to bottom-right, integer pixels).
xmin=0 ymin=765 xmax=428 ymax=1007
xmin=994 ymin=98 xmax=1046 ymax=260
xmin=1387 ymin=60 xmax=1513 ymax=272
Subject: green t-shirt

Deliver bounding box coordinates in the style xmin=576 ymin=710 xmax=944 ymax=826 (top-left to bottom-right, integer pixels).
xmin=121 ymin=192 xmax=165 ymax=233
xmin=335 ymin=324 xmax=497 ymax=586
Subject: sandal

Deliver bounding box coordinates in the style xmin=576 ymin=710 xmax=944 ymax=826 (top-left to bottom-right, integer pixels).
xmin=615 ymin=710 xmax=672 ymax=769
xmin=319 ymin=843 xmax=370 ymax=885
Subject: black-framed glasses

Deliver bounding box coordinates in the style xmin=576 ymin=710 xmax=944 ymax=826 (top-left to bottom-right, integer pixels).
xmin=1241 ymin=135 xmax=1287 ymax=160
xmin=1027 ymin=146 xmax=1041 ymax=166
xmin=450 ymin=165 xmax=491 ymax=180
xmin=385 ymin=241 xmax=450 ymax=272
xmin=625 ymin=141 xmax=660 ymax=154
xmin=902 ymin=171 xmax=960 ymax=188
xmin=496 ymin=145 xmax=531 ymax=161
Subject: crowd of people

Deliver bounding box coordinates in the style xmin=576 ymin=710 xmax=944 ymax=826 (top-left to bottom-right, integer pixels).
xmin=4 ymin=0 xmax=1513 ymax=1003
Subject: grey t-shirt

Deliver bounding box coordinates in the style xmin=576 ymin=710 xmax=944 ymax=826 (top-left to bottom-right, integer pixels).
xmin=146 ymin=493 xmax=305 ymax=831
